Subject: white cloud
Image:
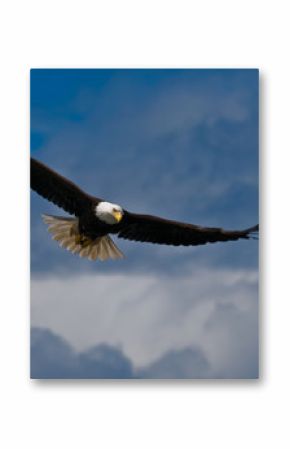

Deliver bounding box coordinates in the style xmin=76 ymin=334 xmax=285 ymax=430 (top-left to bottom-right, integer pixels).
xmin=31 ymin=266 xmax=258 ymax=376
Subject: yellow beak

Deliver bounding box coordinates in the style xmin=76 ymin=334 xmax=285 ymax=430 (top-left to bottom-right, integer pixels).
xmin=113 ymin=211 xmax=123 ymax=223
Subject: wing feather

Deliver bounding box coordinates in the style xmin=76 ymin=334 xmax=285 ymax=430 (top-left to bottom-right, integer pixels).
xmin=31 ymin=158 xmax=100 ymax=216
xmin=118 ymin=212 xmax=258 ymax=247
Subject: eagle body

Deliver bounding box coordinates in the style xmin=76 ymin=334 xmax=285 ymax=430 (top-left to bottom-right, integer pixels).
xmin=31 ymin=157 xmax=258 ymax=261
xmin=78 ymin=205 xmax=121 ymax=240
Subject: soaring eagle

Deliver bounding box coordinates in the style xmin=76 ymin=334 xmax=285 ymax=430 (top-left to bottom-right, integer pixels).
xmin=31 ymin=158 xmax=259 ymax=261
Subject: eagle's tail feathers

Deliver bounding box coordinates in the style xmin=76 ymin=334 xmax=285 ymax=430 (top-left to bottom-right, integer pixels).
xmin=42 ymin=214 xmax=124 ymax=261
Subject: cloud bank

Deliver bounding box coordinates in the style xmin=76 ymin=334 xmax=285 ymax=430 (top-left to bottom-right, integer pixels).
xmin=31 ymin=327 xmax=134 ymax=379
xmin=31 ymin=267 xmax=258 ymax=378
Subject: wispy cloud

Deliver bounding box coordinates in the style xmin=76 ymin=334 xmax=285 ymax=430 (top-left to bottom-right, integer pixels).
xmin=31 ymin=71 xmax=258 ymax=273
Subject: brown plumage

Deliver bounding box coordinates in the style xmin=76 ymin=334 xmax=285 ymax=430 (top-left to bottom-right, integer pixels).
xmin=31 ymin=157 xmax=258 ymax=261
xmin=31 ymin=157 xmax=97 ymax=216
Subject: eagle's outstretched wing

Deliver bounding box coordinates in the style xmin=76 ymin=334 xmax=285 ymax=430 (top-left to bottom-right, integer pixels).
xmin=119 ymin=212 xmax=259 ymax=246
xmin=31 ymin=158 xmax=100 ymax=216
xmin=31 ymin=157 xmax=259 ymax=249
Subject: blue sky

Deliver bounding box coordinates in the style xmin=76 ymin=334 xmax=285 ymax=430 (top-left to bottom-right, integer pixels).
xmin=30 ymin=69 xmax=259 ymax=379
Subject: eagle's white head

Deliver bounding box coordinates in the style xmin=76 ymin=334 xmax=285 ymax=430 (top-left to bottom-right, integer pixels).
xmin=95 ymin=201 xmax=124 ymax=225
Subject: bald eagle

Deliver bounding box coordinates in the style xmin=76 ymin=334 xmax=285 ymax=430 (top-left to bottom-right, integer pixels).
xmin=31 ymin=158 xmax=258 ymax=261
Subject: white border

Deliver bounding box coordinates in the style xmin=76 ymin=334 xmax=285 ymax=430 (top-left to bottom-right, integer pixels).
xmin=1 ymin=1 xmax=289 ymax=448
